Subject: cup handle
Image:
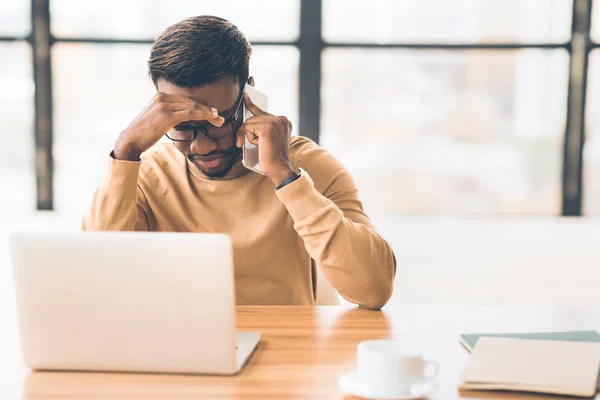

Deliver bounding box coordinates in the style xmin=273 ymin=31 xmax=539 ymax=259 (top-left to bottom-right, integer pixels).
xmin=425 ymin=360 xmax=439 ymax=380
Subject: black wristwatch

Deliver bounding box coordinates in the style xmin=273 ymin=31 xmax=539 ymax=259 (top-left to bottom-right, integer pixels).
xmin=275 ymin=172 xmax=301 ymax=190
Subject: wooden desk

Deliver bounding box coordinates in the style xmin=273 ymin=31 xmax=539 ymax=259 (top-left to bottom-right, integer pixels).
xmin=2 ymin=306 xmax=600 ymax=399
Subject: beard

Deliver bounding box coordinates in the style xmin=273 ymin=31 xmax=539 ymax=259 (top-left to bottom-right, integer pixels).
xmin=188 ymin=146 xmax=242 ymax=179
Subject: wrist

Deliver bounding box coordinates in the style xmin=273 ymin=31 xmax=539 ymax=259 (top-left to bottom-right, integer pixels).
xmin=268 ymin=164 xmax=297 ymax=186
xmin=114 ymin=139 xmax=142 ymax=161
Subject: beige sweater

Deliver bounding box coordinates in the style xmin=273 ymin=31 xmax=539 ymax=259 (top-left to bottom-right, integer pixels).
xmin=83 ymin=136 xmax=396 ymax=309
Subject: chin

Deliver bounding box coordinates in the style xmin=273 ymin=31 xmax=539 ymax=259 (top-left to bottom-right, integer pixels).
xmin=196 ymin=161 xmax=234 ymax=179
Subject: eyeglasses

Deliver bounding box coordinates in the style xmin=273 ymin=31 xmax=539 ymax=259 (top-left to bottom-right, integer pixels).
xmin=167 ymin=84 xmax=246 ymax=142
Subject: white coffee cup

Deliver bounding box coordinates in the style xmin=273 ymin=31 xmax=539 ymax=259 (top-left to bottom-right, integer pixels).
xmin=356 ymin=339 xmax=439 ymax=397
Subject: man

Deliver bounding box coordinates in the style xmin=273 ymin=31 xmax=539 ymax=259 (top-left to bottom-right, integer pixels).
xmin=83 ymin=16 xmax=396 ymax=309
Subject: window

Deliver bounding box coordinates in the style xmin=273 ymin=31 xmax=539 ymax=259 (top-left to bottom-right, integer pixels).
xmin=0 ymin=42 xmax=35 ymax=212
xmin=52 ymin=44 xmax=154 ymax=212
xmin=322 ymin=49 xmax=568 ymax=215
xmin=4 ymin=0 xmax=598 ymax=216
xmin=0 ymin=2 xmax=30 ymax=36
xmin=591 ymin=0 xmax=600 ymax=42
xmin=323 ymin=0 xmax=571 ymax=44
xmin=50 ymin=0 xmax=300 ymax=41
xmin=250 ymin=47 xmax=299 ymax=132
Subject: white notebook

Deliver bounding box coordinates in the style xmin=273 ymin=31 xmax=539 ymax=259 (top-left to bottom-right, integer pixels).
xmin=459 ymin=337 xmax=600 ymax=397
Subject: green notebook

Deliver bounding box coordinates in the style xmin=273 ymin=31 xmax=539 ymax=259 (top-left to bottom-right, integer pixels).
xmin=460 ymin=331 xmax=600 ymax=388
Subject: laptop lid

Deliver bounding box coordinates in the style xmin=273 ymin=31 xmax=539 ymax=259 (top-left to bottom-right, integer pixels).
xmin=9 ymin=231 xmax=238 ymax=375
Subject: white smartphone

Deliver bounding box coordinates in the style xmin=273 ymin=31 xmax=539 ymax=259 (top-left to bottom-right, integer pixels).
xmin=242 ymin=85 xmax=268 ymax=175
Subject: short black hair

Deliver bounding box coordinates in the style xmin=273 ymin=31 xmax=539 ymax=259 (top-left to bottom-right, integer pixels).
xmin=148 ymin=15 xmax=252 ymax=88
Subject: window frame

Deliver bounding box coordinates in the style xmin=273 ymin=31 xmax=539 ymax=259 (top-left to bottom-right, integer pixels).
xmin=0 ymin=0 xmax=594 ymax=215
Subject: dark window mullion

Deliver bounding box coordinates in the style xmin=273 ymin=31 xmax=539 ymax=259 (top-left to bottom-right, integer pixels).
xmin=562 ymin=0 xmax=592 ymax=215
xmin=32 ymin=0 xmax=53 ymax=210
xmin=323 ymin=42 xmax=570 ymax=50
xmin=299 ymin=0 xmax=322 ymax=143
xmin=51 ymin=36 xmax=297 ymax=46
xmin=0 ymin=36 xmax=29 ymax=42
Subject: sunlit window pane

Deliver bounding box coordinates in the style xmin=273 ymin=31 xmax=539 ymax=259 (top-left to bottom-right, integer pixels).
xmin=53 ymin=44 xmax=155 ymax=214
xmin=51 ymin=0 xmax=299 ymax=41
xmin=251 ymin=46 xmax=299 ymax=134
xmin=0 ymin=1 xmax=30 ymax=36
xmin=323 ymin=0 xmax=571 ymax=44
xmin=591 ymin=0 xmax=600 ymax=42
xmin=321 ymin=49 xmax=568 ymax=215
xmin=0 ymin=42 xmax=34 ymax=212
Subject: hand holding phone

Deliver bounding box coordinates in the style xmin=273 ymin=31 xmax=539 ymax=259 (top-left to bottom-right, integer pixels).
xmin=238 ymin=85 xmax=297 ymax=185
xmin=241 ymin=85 xmax=268 ymax=175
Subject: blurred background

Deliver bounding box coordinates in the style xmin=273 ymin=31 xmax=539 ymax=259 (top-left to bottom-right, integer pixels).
xmin=2 ymin=1 xmax=600 ymax=309
xmin=1 ymin=5 xmax=600 ymax=395
xmin=3 ymin=0 xmax=600 ymax=218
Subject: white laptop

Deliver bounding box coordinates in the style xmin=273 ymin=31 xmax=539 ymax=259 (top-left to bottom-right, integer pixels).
xmin=9 ymin=231 xmax=260 ymax=375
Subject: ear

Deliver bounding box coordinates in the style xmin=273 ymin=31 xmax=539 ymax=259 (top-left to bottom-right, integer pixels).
xmin=248 ymin=76 xmax=255 ymax=87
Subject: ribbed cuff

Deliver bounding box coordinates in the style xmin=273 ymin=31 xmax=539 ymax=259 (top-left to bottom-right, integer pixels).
xmin=275 ymin=169 xmax=328 ymax=221
xmin=103 ymin=152 xmax=142 ymax=199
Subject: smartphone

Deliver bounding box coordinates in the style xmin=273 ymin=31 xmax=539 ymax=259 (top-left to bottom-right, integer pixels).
xmin=242 ymin=85 xmax=268 ymax=175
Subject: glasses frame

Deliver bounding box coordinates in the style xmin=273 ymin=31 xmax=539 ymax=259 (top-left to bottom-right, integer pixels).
xmin=167 ymin=83 xmax=247 ymax=142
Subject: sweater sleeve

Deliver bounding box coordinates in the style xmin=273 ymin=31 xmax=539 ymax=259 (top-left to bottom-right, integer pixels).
xmin=276 ymin=146 xmax=397 ymax=309
xmin=82 ymin=154 xmax=150 ymax=231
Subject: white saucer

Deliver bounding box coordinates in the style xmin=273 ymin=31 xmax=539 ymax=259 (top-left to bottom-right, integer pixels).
xmin=338 ymin=372 xmax=438 ymax=400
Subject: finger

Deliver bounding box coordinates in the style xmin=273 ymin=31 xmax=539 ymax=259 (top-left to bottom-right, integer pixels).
xmin=236 ymin=128 xmax=245 ymax=148
xmin=155 ymin=92 xmax=185 ymax=103
xmin=283 ymin=117 xmax=293 ymax=137
xmin=190 ymin=101 xmax=225 ymax=126
xmin=239 ymin=119 xmax=278 ymax=138
xmin=172 ymin=109 xmax=224 ymax=126
xmin=203 ymin=107 xmax=225 ymax=127
xmin=186 ymin=100 xmax=225 ymax=126
xmin=235 ymin=118 xmax=263 ymax=148
xmin=241 ymin=114 xmax=272 ymax=125
xmin=159 ymin=92 xmax=209 ymax=106
xmin=243 ymin=93 xmax=266 ymax=117
xmin=167 ymin=103 xmax=225 ymax=126
xmin=237 ymin=125 xmax=260 ymax=145
xmin=163 ymin=94 xmax=224 ymax=122
xmin=156 ymin=92 xmax=215 ymax=113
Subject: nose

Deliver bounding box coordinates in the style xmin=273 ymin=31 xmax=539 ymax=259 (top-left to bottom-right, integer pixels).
xmin=189 ymin=132 xmax=219 ymax=155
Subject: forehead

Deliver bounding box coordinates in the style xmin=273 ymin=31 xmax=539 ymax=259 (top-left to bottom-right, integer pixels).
xmin=156 ymin=76 xmax=240 ymax=112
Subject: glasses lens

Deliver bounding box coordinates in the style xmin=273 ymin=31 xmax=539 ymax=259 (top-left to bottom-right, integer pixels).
xmin=167 ymin=127 xmax=194 ymax=142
